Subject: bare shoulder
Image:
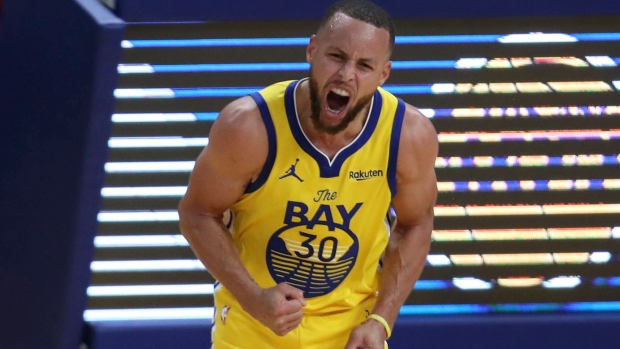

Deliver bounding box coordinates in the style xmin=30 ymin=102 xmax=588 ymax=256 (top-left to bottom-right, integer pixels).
xmin=208 ymin=96 xmax=268 ymax=174
xmin=397 ymin=104 xmax=438 ymax=172
xmin=180 ymin=95 xmax=268 ymax=214
xmin=211 ymin=96 xmax=266 ymax=148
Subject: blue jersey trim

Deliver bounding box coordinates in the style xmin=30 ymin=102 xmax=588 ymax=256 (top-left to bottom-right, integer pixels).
xmin=285 ymin=80 xmax=384 ymax=178
xmin=245 ymin=92 xmax=277 ymax=193
xmin=387 ymin=99 xmax=406 ymax=197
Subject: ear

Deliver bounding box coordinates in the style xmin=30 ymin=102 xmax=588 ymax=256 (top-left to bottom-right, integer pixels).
xmin=306 ymin=35 xmax=317 ymax=64
xmin=378 ymin=60 xmax=392 ymax=86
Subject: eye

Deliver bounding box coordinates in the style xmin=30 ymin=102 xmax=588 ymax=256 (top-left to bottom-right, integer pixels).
xmin=329 ymin=53 xmax=344 ymax=60
xmin=358 ymin=63 xmax=374 ymax=71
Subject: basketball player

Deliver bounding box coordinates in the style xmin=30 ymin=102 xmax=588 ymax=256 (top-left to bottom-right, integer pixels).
xmin=178 ymin=0 xmax=438 ymax=347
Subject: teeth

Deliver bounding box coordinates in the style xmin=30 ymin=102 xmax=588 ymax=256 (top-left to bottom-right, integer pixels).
xmin=331 ymin=88 xmax=349 ymax=97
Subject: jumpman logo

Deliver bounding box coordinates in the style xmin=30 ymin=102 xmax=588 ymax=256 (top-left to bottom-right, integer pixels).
xmin=279 ymin=159 xmax=304 ymax=182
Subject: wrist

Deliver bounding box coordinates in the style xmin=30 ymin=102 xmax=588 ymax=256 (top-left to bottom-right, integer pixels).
xmin=365 ymin=313 xmax=392 ymax=339
xmin=231 ymin=279 xmax=263 ymax=312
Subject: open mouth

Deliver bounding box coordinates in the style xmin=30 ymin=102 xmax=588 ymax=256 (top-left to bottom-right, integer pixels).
xmin=326 ymin=88 xmax=350 ymax=114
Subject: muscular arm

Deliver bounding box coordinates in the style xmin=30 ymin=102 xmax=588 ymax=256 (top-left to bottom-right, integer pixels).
xmin=178 ymin=95 xmax=264 ymax=301
xmin=347 ymin=105 xmax=438 ymax=346
xmin=178 ymin=96 xmax=305 ymax=335
xmin=371 ymin=104 xmax=438 ymax=328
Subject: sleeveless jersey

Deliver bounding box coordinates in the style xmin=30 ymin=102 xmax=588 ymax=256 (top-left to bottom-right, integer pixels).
xmin=228 ymin=79 xmax=405 ymax=315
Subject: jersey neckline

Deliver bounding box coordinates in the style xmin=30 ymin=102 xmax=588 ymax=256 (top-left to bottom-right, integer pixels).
xmin=284 ymin=79 xmax=383 ymax=178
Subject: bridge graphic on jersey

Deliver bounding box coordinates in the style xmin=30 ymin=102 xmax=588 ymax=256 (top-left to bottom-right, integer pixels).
xmin=266 ymin=226 xmax=360 ymax=297
xmin=279 ymin=158 xmax=304 ymax=182
xmin=269 ymin=249 xmax=355 ymax=296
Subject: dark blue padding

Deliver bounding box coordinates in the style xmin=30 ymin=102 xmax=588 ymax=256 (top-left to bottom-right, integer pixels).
xmin=86 ymin=320 xmax=213 ymax=349
xmin=111 ymin=0 xmax=620 ymax=22
xmin=85 ymin=313 xmax=620 ymax=349
xmin=389 ymin=313 xmax=620 ymax=349
xmin=0 ymin=1 xmax=124 ymax=349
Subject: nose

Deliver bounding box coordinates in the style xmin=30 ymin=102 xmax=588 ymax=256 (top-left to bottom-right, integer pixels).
xmin=338 ymin=60 xmax=355 ymax=81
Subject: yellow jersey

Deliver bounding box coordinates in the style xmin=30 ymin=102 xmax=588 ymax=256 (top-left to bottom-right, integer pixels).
xmin=228 ymin=79 xmax=406 ymax=315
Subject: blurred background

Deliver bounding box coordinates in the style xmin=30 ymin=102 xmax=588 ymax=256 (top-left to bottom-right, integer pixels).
xmin=1 ymin=1 xmax=619 ymax=348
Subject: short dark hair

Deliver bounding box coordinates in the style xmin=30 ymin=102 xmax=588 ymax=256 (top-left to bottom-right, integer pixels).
xmin=318 ymin=0 xmax=396 ymax=54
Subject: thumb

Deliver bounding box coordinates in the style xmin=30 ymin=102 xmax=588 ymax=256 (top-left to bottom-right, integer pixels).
xmin=280 ymin=283 xmax=307 ymax=306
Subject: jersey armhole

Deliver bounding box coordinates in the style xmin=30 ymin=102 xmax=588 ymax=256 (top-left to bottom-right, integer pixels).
xmin=245 ymin=92 xmax=277 ymax=193
xmin=387 ymin=99 xmax=406 ymax=198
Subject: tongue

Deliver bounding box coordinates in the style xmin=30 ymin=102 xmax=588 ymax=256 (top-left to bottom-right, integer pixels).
xmin=327 ymin=91 xmax=349 ymax=112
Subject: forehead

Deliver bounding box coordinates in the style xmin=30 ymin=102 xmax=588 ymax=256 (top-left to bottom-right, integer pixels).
xmin=317 ymin=13 xmax=390 ymax=58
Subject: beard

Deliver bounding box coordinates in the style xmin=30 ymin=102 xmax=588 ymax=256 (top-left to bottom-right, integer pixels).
xmin=308 ymin=70 xmax=374 ymax=135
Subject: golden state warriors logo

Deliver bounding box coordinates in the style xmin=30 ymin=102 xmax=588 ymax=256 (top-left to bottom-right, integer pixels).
xmin=266 ymin=201 xmax=361 ymax=298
